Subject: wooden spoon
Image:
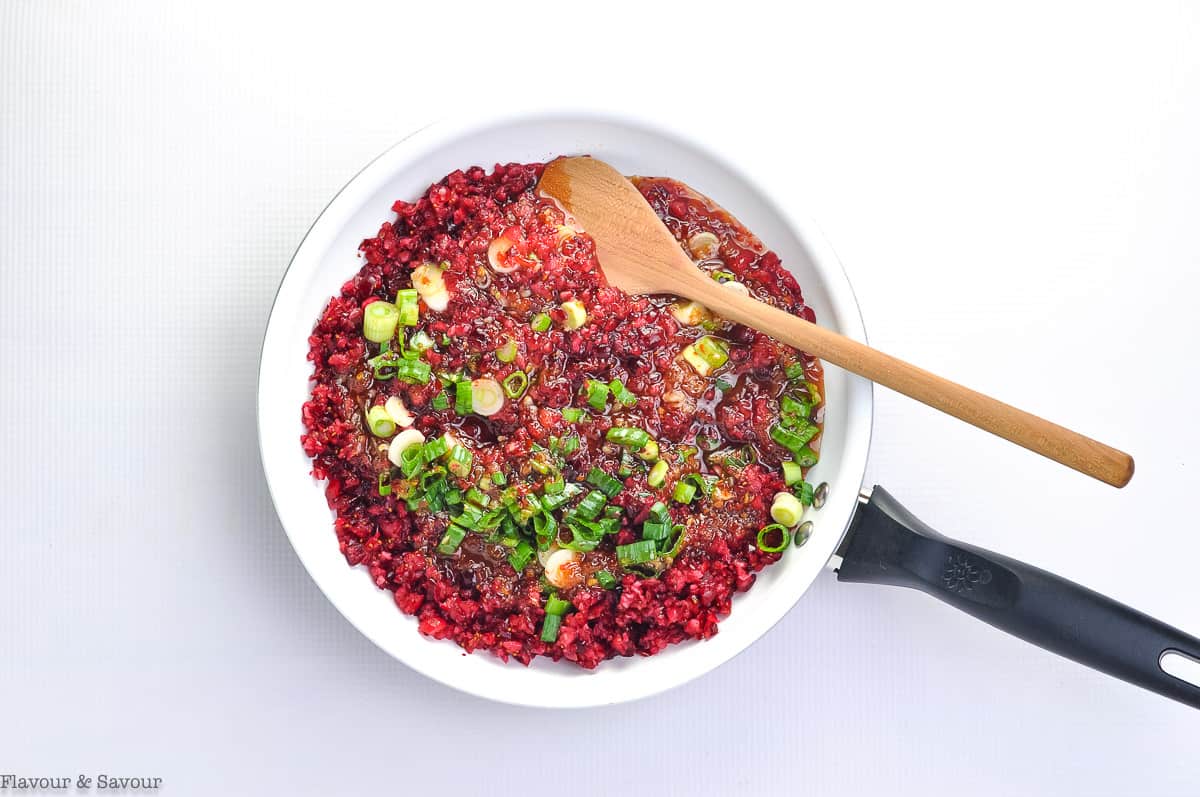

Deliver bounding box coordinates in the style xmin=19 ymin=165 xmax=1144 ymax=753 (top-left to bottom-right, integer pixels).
xmin=540 ymin=156 xmax=1134 ymax=488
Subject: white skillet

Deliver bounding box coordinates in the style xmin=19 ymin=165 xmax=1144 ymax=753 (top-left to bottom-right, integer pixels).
xmin=258 ymin=110 xmax=1200 ymax=709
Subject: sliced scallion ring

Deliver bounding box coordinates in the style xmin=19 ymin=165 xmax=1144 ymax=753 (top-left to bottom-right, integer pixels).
xmin=756 ymin=523 xmax=790 ymax=553
xmin=501 ymin=371 xmax=528 ymax=399
xmin=363 ymin=301 xmax=400 ymax=343
xmin=366 ymin=405 xmax=396 ymax=437
xmin=471 ymin=378 xmax=505 ymax=416
xmin=770 ymin=491 xmax=805 ymax=527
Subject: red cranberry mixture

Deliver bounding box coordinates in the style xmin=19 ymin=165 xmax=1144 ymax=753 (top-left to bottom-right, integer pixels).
xmin=301 ymin=162 xmax=824 ymax=667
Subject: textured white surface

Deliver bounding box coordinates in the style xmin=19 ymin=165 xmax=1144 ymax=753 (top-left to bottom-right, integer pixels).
xmin=2 ymin=1 xmax=1198 ymax=794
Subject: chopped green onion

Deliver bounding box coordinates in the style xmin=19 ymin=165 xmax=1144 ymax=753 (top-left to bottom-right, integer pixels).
xmin=637 ymin=439 xmax=659 ymax=462
xmin=574 ymin=490 xmax=608 ymax=521
xmin=399 ymin=444 xmax=424 ymax=478
xmin=496 ymin=337 xmax=518 ymax=363
xmin=561 ymin=434 xmax=580 ymax=455
xmin=363 ymin=301 xmax=400 ymax=343
xmin=694 ymin=336 xmax=729 ymax=369
xmin=530 ymin=312 xmax=552 ymax=332
xmin=769 ymin=423 xmax=814 ymax=452
xmin=455 ymin=380 xmax=473 ymax=415
xmin=394 ymin=359 xmax=431 ymax=385
xmin=410 ymin=330 xmax=435 ymax=352
xmin=756 ymin=523 xmax=790 ymax=553
xmin=447 ymin=445 xmax=473 ymax=477
xmin=584 ymin=379 xmax=609 ymax=411
xmin=422 ymin=435 xmax=449 ymax=460
xmin=605 ymin=426 xmax=650 ymax=449
xmin=608 ymin=379 xmax=638 ymax=407
xmin=782 ymin=461 xmax=804 ymax=486
xmin=508 ymin=541 xmax=533 ymax=571
xmin=377 ymin=471 xmax=392 ymax=496
xmin=465 ymin=487 xmax=490 ymax=507
xmin=647 ymin=459 xmax=668 ymax=488
xmin=540 ymin=613 xmax=563 ymax=643
xmin=648 ymin=501 xmax=670 ymax=523
xmin=544 ymin=594 xmax=571 ymax=616
xmin=714 ymin=378 xmax=733 ymax=392
xmin=562 ymin=407 xmax=585 ymax=423
xmin=804 ymin=381 xmax=822 ymax=407
xmin=672 ymin=481 xmax=696 ymax=504
xmin=780 ymin=394 xmax=810 ymax=422
xmin=491 ymin=471 xmax=507 ymax=486
xmin=502 ymin=371 xmax=528 ymax=399
xmin=642 ymin=521 xmax=670 ymax=541
xmin=616 ymin=539 xmax=658 ymax=566
xmin=784 ymin=362 xmax=807 ymax=380
xmin=794 ymin=446 xmax=819 ymax=468
xmin=431 ymin=391 xmax=450 ymax=411
xmin=681 ymin=472 xmax=714 ymax=497
xmin=586 ymin=467 xmax=623 ymax=498
xmin=366 ymin=406 xmax=396 ymax=437
xmin=771 ymin=492 xmax=805 ymax=527
xmin=595 ymin=570 xmax=618 ymax=589
xmin=561 ymin=299 xmax=587 ymax=329
xmin=395 ymin=288 xmax=420 ymax=326
xmin=471 ymin=378 xmax=506 ymax=415
xmin=437 ymin=524 xmax=468 ymax=555
xmin=543 ymin=474 xmax=565 ymax=495
xmin=711 ymin=269 xmax=736 ymax=283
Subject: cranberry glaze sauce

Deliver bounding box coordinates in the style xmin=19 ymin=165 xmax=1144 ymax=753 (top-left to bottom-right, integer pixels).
xmin=301 ymin=162 xmax=824 ymax=667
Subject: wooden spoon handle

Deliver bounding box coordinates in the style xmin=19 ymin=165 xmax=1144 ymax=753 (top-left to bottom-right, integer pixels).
xmin=689 ymin=277 xmax=1135 ymax=488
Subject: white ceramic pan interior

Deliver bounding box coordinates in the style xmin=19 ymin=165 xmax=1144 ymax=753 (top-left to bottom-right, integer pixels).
xmin=258 ymin=111 xmax=873 ymax=708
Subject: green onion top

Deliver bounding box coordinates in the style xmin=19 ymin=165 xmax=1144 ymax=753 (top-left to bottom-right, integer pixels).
xmin=530 ymin=312 xmax=552 ymax=332
xmin=586 ymin=467 xmax=623 ymax=498
xmin=605 ymin=426 xmax=650 ymax=449
xmin=540 ymin=612 xmax=562 ymax=643
xmin=454 ymin=380 xmax=473 ymax=415
xmin=616 ymin=539 xmax=658 ymax=566
xmin=562 ymin=407 xmax=585 ymax=423
xmin=756 ymin=523 xmax=790 ymax=553
xmin=544 ymin=594 xmax=571 ymax=616
xmin=395 ymin=288 xmax=420 ymax=327
xmin=672 ymin=480 xmax=696 ymax=504
xmin=502 ymin=370 xmax=528 ymax=399
xmin=584 ymin=379 xmax=610 ymax=411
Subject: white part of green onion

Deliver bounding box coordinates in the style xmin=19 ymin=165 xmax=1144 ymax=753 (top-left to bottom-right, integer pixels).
xmin=681 ymin=343 xmax=712 ymax=376
xmin=384 ymin=396 xmax=414 ymax=428
xmin=541 ymin=546 xmax=583 ymax=589
xmin=387 ymin=428 xmax=426 ymax=467
xmin=770 ymin=491 xmax=805 ymax=528
xmin=722 ymin=280 xmax=750 ymax=296
xmin=412 ymin=263 xmax=450 ymax=312
xmin=670 ymin=300 xmax=711 ymax=326
xmin=487 ymin=235 xmax=519 ymax=273
xmin=687 ymin=231 xmax=720 ymax=260
xmin=410 ymin=330 xmax=435 ymax=352
xmin=561 ymin=300 xmax=587 ymax=330
xmin=470 ymin=378 xmax=505 ymax=416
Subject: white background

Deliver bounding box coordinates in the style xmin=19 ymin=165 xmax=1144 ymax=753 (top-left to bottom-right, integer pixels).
xmin=2 ymin=1 xmax=1198 ymax=794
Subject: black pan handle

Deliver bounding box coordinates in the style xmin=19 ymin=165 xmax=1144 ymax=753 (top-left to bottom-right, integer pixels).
xmin=837 ymin=485 xmax=1200 ymax=709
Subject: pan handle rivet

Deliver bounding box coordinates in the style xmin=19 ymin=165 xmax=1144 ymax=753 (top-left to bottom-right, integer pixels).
xmin=794 ymin=520 xmax=814 ymax=547
xmin=812 ymin=482 xmax=830 ymax=509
